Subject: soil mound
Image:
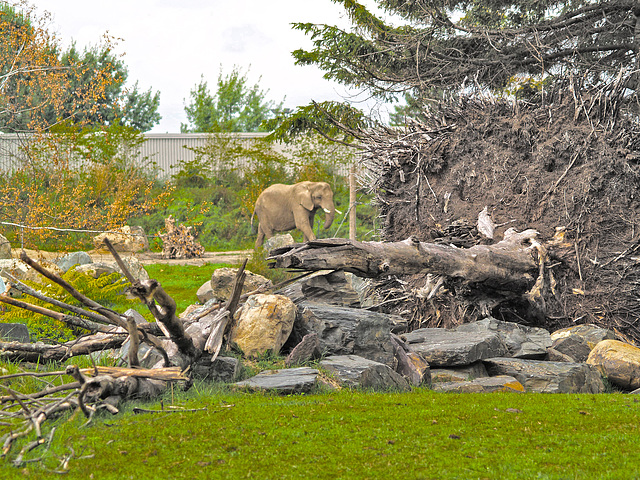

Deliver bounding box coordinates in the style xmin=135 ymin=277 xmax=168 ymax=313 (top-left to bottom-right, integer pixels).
xmin=362 ymin=79 xmax=640 ymax=342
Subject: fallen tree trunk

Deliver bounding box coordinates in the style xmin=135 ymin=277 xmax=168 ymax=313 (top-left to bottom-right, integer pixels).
xmin=269 ymin=228 xmax=542 ymax=291
xmin=0 ymin=334 xmax=128 ymax=362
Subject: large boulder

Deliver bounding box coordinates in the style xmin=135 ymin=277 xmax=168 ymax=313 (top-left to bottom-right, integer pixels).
xmin=111 ymin=255 xmax=149 ymax=281
xmin=0 ymin=234 xmax=11 ymax=259
xmin=234 ymin=367 xmax=319 ymax=394
xmin=483 ymin=357 xmax=605 ymax=393
xmin=230 ymin=294 xmax=296 ymax=357
xmin=586 ymin=339 xmax=640 ymax=390
xmin=277 ymin=270 xmax=361 ymax=308
xmin=207 ymin=268 xmax=272 ymax=303
xmin=0 ymin=258 xmax=62 ymax=286
xmin=55 ymin=251 xmax=93 ymax=273
xmin=432 ymin=375 xmax=525 ymax=393
xmin=290 ymin=301 xmax=403 ymax=366
xmin=402 ymin=328 xmax=508 ymax=367
xmin=93 ymin=225 xmax=150 ymax=253
xmin=192 ymin=356 xmax=241 ymax=382
xmin=320 ymin=355 xmax=411 ymax=392
xmin=263 ymin=233 xmax=295 ymax=252
xmin=456 ymin=318 xmax=552 ymax=359
xmin=74 ymin=263 xmax=119 ymax=279
xmin=550 ymin=324 xmax=618 ymax=347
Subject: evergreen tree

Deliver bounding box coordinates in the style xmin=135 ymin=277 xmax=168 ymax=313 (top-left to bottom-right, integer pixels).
xmin=290 ymin=0 xmax=640 ymax=122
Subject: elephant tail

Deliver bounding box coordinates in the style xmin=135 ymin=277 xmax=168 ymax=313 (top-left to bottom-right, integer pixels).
xmin=250 ymin=210 xmax=257 ymax=234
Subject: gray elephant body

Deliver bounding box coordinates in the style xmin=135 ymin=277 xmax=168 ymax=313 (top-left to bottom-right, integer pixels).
xmin=253 ymin=181 xmax=336 ymax=248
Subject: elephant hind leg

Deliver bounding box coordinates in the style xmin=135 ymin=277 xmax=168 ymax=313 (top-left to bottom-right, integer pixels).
xmin=255 ymin=224 xmax=272 ymax=249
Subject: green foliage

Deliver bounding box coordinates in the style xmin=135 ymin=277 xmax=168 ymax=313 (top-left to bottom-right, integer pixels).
xmin=59 ymin=44 xmax=161 ymax=131
xmin=7 ymin=389 xmax=640 ymax=478
xmin=288 ymin=0 xmax=636 ymax=124
xmin=182 ymin=66 xmax=284 ymax=133
xmin=264 ymin=100 xmax=369 ymax=144
xmin=0 ymin=6 xmax=160 ymax=133
xmin=0 ymin=269 xmax=133 ymax=342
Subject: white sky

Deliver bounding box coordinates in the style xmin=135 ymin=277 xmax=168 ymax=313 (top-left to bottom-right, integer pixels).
xmin=36 ymin=0 xmax=389 ymax=133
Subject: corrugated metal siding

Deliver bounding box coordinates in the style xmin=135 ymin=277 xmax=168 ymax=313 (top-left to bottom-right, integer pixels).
xmin=0 ymin=132 xmax=349 ymax=178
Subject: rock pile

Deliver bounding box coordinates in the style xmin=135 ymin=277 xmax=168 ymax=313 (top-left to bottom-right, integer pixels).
xmin=206 ymin=269 xmax=640 ymax=395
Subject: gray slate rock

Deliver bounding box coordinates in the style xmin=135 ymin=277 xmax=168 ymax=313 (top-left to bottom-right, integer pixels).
xmin=285 ymin=333 xmax=320 ymax=366
xmin=320 ymin=355 xmax=410 ymax=391
xmin=234 ymin=367 xmax=319 ymax=394
xmin=431 ymin=362 xmax=489 ymax=383
xmin=55 ymin=251 xmax=93 ymax=272
xmin=456 ymin=318 xmax=552 ymax=359
xmin=391 ymin=335 xmax=431 ymax=386
xmin=277 ymin=270 xmax=361 ymax=308
xmin=290 ymin=301 xmax=402 ymax=366
xmin=0 ymin=323 xmax=29 ymax=343
xmin=192 ymin=356 xmax=241 ymax=382
xmin=483 ymin=357 xmax=605 ymax=393
xmin=402 ymin=328 xmax=508 ymax=367
xmin=549 ymin=335 xmax=592 ymax=363
xmin=432 ymin=375 xmax=525 ymax=393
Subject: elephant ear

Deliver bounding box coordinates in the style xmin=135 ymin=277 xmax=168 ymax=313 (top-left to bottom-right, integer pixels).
xmin=296 ymin=185 xmax=314 ymax=211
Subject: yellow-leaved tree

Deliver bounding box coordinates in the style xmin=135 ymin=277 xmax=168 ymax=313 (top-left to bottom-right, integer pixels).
xmin=0 ymin=1 xmax=170 ymax=250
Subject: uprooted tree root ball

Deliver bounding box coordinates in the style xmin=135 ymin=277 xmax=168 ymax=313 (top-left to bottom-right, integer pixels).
xmin=358 ymin=77 xmax=640 ymax=342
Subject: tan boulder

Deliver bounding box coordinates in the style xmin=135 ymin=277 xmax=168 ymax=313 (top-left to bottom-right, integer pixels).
xmin=230 ymin=294 xmax=296 ymax=357
xmin=587 ymin=340 xmax=640 ymax=390
xmin=93 ymin=226 xmax=150 ymax=253
xmin=0 ymin=234 xmax=11 ymax=259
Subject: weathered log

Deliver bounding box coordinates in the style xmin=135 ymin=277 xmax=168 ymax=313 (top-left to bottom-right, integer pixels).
xmin=270 ymin=229 xmax=542 ymax=291
xmin=0 ymin=334 xmax=127 ymax=362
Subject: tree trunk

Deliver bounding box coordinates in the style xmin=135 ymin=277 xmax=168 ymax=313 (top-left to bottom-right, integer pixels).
xmin=269 ymin=229 xmax=542 ymax=291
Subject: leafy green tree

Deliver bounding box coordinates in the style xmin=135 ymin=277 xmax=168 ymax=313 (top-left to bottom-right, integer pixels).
xmin=288 ymin=0 xmax=640 ymax=123
xmin=58 ymin=44 xmax=161 ymax=132
xmin=182 ymin=66 xmax=284 ymax=133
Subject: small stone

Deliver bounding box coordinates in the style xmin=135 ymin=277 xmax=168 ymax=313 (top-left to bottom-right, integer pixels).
xmin=432 ymin=375 xmax=525 ymax=393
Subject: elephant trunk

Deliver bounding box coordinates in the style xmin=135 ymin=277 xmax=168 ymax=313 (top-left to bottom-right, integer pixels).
xmin=322 ymin=204 xmax=335 ymax=230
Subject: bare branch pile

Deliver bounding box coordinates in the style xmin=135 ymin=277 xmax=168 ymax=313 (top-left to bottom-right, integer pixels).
xmin=160 ymin=215 xmax=205 ymax=259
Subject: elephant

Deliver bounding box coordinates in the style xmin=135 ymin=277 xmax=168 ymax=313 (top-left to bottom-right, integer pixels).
xmin=252 ymin=181 xmax=336 ymax=248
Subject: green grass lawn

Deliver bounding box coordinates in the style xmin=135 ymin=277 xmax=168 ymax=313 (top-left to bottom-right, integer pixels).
xmin=142 ymin=263 xmax=229 ymax=314
xmin=6 ymin=387 xmax=640 ymax=480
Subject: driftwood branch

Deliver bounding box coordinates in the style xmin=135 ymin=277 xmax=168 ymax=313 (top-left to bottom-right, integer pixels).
xmin=19 ymin=252 xmax=127 ymax=329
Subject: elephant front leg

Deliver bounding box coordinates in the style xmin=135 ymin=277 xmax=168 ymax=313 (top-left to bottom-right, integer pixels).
xmin=295 ymin=211 xmax=316 ymax=243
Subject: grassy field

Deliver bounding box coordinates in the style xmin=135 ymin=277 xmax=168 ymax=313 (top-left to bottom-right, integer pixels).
xmin=4 ymin=387 xmax=640 ymax=479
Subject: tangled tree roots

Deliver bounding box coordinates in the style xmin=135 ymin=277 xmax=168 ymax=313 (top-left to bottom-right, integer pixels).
xmin=355 ymin=75 xmax=640 ymax=342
